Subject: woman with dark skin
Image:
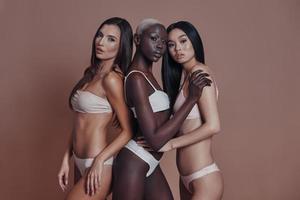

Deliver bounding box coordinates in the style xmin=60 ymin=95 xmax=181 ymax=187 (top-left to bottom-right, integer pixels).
xmin=112 ymin=19 xmax=212 ymax=200
xmin=57 ymin=17 xmax=133 ymax=200
xmin=161 ymin=21 xmax=223 ymax=200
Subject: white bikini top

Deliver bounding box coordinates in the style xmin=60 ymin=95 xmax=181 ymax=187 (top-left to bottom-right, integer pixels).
xmin=125 ymin=70 xmax=170 ymax=118
xmin=173 ymin=73 xmax=218 ymax=120
xmin=71 ymin=90 xmax=112 ymax=113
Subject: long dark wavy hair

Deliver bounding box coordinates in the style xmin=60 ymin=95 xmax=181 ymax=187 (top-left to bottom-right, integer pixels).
xmin=162 ymin=21 xmax=205 ymax=108
xmin=69 ymin=17 xmax=133 ymax=109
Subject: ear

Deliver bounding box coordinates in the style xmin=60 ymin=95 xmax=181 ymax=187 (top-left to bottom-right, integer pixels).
xmin=134 ymin=33 xmax=140 ymax=46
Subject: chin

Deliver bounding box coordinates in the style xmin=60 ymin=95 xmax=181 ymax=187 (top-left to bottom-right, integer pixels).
xmin=95 ymin=54 xmax=104 ymax=60
xmin=153 ymin=57 xmax=161 ymax=62
xmin=174 ymin=59 xmax=184 ymax=64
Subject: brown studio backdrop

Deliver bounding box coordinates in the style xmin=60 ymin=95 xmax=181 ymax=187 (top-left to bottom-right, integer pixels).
xmin=0 ymin=0 xmax=299 ymax=199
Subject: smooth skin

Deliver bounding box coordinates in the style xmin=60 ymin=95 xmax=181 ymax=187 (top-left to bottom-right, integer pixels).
xmin=160 ymin=28 xmax=224 ymax=200
xmin=112 ymin=24 xmax=212 ymax=200
xmin=58 ymin=24 xmax=132 ymax=200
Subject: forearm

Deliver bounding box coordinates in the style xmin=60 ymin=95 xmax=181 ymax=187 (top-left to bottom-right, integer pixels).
xmin=63 ymin=131 xmax=73 ymax=159
xmin=147 ymin=98 xmax=197 ymax=151
xmin=95 ymin=130 xmax=131 ymax=162
xmin=171 ymin=123 xmax=220 ymax=149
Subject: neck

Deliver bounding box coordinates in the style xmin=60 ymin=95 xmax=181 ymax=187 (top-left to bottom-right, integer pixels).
xmin=130 ymin=50 xmax=153 ymax=73
xmin=97 ymin=59 xmax=115 ymax=75
xmin=182 ymin=57 xmax=197 ymax=74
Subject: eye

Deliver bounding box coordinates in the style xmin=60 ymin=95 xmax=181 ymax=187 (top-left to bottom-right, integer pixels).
xmin=167 ymin=42 xmax=175 ymax=48
xmin=151 ymin=36 xmax=158 ymax=41
xmin=108 ymin=37 xmax=116 ymax=42
xmin=96 ymin=32 xmax=103 ymax=38
xmin=180 ymin=39 xmax=187 ymax=44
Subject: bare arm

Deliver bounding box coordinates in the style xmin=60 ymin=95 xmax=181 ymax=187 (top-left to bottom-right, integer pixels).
xmin=127 ymin=71 xmax=211 ymax=151
xmin=161 ymin=70 xmax=220 ymax=151
xmin=62 ymin=131 xmax=73 ymax=160
xmin=58 ymin=130 xmax=73 ymax=191
xmin=95 ymin=72 xmax=132 ymax=163
xmin=87 ymin=71 xmax=132 ymax=195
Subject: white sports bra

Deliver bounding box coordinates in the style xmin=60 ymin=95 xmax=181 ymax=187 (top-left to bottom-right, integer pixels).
xmin=71 ymin=90 xmax=112 ymax=113
xmin=173 ymin=72 xmax=218 ymax=119
xmin=125 ymin=70 xmax=170 ymax=118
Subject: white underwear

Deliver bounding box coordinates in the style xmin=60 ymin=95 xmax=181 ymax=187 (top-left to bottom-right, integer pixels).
xmin=73 ymin=152 xmax=113 ymax=175
xmin=181 ymin=162 xmax=220 ymax=193
xmin=125 ymin=139 xmax=160 ymax=177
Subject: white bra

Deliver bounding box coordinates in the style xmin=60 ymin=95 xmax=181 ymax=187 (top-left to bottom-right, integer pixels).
xmin=71 ymin=90 xmax=112 ymax=113
xmin=125 ymin=70 xmax=170 ymax=118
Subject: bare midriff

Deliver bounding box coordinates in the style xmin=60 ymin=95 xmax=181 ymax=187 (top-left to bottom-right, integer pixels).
xmin=176 ymin=118 xmax=214 ymax=175
xmin=72 ymin=112 xmax=113 ymax=158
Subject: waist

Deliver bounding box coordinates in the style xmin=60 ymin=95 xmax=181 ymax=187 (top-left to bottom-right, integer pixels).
xmin=176 ymin=139 xmax=214 ymax=174
xmin=73 ymin=126 xmax=108 ymax=158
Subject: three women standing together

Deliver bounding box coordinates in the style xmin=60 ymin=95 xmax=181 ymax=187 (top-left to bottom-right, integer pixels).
xmin=58 ymin=17 xmax=223 ymax=200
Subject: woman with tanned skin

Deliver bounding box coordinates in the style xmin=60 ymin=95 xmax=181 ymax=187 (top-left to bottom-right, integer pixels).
xmin=112 ymin=19 xmax=212 ymax=200
xmin=160 ymin=21 xmax=223 ymax=200
xmin=57 ymin=17 xmax=133 ymax=200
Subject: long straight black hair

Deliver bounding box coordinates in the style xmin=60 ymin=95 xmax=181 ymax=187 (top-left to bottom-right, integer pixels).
xmin=162 ymin=21 xmax=205 ymax=108
xmin=69 ymin=17 xmax=133 ymax=109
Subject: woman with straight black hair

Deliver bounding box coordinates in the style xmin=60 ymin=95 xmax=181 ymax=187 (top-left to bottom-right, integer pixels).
xmin=57 ymin=17 xmax=133 ymax=200
xmin=161 ymin=21 xmax=223 ymax=200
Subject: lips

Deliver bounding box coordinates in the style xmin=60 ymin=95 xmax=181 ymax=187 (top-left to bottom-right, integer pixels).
xmin=153 ymin=51 xmax=162 ymax=57
xmin=96 ymin=47 xmax=104 ymax=53
xmin=175 ymin=53 xmax=184 ymax=59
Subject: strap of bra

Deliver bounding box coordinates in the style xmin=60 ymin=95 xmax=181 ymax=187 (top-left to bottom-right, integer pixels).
xmin=179 ymin=72 xmax=187 ymax=91
xmin=125 ymin=70 xmax=157 ymax=91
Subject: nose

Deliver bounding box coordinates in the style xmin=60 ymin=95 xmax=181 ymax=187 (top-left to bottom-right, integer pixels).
xmin=156 ymin=39 xmax=165 ymax=49
xmin=175 ymin=43 xmax=181 ymax=52
xmin=156 ymin=42 xmax=163 ymax=49
xmin=97 ymin=37 xmax=105 ymax=46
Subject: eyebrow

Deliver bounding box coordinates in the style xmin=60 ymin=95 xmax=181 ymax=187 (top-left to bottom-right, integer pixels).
xmin=168 ymin=34 xmax=187 ymax=42
xmin=107 ymin=35 xmax=118 ymax=39
xmin=98 ymin=31 xmax=119 ymax=39
xmin=178 ymin=34 xmax=187 ymax=38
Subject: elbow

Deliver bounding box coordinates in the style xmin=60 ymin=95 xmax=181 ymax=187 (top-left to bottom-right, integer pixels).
xmin=121 ymin=129 xmax=133 ymax=142
xmin=209 ymin=124 xmax=221 ymax=135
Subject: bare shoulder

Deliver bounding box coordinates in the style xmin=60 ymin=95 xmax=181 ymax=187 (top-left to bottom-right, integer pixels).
xmin=194 ymin=63 xmax=219 ymax=98
xmin=126 ymin=71 xmax=147 ymax=89
xmin=192 ymin=63 xmax=213 ymax=75
xmin=103 ymin=70 xmax=124 ymax=91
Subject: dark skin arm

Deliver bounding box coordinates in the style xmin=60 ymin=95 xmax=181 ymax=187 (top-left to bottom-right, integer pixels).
xmin=127 ymin=70 xmax=211 ymax=151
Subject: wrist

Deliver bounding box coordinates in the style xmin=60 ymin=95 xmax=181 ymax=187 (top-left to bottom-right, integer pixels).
xmin=95 ymin=155 xmax=105 ymax=163
xmin=63 ymin=152 xmax=71 ymax=161
xmin=186 ymin=95 xmax=197 ymax=104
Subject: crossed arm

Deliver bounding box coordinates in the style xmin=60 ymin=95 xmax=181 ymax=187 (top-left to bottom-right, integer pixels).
xmin=161 ymin=69 xmax=221 ymax=151
xmin=126 ymin=71 xmax=208 ymax=151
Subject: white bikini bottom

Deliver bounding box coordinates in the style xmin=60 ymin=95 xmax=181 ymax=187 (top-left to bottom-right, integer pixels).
xmin=125 ymin=139 xmax=160 ymax=177
xmin=73 ymin=152 xmax=113 ymax=175
xmin=181 ymin=162 xmax=220 ymax=193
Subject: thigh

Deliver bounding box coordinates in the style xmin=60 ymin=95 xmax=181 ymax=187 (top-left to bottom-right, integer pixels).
xmin=112 ymin=148 xmax=149 ymax=200
xmin=179 ymin=178 xmax=192 ymax=200
xmin=191 ymin=171 xmax=223 ymax=200
xmin=66 ymin=165 xmax=112 ymax=200
xmin=144 ymin=165 xmax=174 ymax=200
